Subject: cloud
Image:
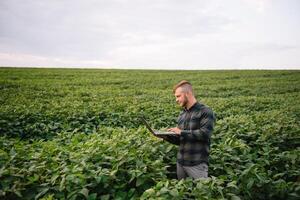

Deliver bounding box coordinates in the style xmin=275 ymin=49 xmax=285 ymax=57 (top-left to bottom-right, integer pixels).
xmin=0 ymin=0 xmax=299 ymax=69
xmin=242 ymin=0 xmax=271 ymax=13
xmin=0 ymin=0 xmax=234 ymax=64
xmin=0 ymin=52 xmax=113 ymax=68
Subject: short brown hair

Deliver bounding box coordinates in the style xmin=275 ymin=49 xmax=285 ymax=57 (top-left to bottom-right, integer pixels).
xmin=173 ymin=80 xmax=193 ymax=94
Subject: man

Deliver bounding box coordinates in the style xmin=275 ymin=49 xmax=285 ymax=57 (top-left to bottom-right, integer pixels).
xmin=160 ymin=80 xmax=215 ymax=180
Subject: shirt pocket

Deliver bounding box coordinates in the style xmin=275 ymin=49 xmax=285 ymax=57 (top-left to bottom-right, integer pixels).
xmin=190 ymin=114 xmax=201 ymax=130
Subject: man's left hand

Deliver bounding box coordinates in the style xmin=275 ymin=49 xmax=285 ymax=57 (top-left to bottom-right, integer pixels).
xmin=168 ymin=127 xmax=181 ymax=135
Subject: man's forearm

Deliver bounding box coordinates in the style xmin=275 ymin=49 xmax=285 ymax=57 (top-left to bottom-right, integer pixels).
xmin=163 ymin=135 xmax=180 ymax=145
xmin=180 ymin=128 xmax=212 ymax=142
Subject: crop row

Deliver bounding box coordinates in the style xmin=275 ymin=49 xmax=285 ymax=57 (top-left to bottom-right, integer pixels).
xmin=1 ymin=122 xmax=299 ymax=199
xmin=0 ymin=69 xmax=299 ymax=199
xmin=1 ymin=92 xmax=299 ymax=139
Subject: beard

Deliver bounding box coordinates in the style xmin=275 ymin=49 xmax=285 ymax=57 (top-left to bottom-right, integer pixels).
xmin=180 ymin=95 xmax=189 ymax=108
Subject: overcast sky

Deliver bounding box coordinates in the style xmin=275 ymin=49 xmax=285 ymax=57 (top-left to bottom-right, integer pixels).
xmin=0 ymin=0 xmax=299 ymax=69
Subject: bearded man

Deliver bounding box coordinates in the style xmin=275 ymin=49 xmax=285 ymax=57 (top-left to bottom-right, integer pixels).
xmin=163 ymin=80 xmax=215 ymax=180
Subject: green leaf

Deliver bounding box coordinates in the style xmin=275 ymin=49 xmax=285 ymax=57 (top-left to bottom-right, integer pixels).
xmin=35 ymin=188 xmax=49 ymax=200
xmin=50 ymin=174 xmax=59 ymax=185
xmin=136 ymin=177 xmax=145 ymax=187
xmin=246 ymin=179 xmax=254 ymax=189
xmin=170 ymin=189 xmax=179 ymax=197
xmin=79 ymin=188 xmax=89 ymax=199
xmin=230 ymin=194 xmax=241 ymax=200
xmin=14 ymin=190 xmax=23 ymax=198
xmin=100 ymin=194 xmax=110 ymax=200
xmin=227 ymin=181 xmax=238 ymax=189
xmin=144 ymin=188 xmax=155 ymax=195
xmin=59 ymin=176 xmax=66 ymax=191
xmin=88 ymin=193 xmax=97 ymax=200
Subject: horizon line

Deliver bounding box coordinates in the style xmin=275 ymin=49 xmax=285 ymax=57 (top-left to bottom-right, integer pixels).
xmin=1 ymin=66 xmax=300 ymax=71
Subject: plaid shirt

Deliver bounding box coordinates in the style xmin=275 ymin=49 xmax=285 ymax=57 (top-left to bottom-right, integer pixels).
xmin=165 ymin=102 xmax=215 ymax=166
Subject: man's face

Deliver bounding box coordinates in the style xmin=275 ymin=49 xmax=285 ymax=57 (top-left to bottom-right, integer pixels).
xmin=175 ymin=88 xmax=188 ymax=108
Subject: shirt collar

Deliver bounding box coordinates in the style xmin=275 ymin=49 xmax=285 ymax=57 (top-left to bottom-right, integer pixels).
xmin=184 ymin=101 xmax=200 ymax=112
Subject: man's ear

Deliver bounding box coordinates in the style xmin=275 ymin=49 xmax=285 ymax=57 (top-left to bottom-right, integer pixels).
xmin=186 ymin=91 xmax=192 ymax=97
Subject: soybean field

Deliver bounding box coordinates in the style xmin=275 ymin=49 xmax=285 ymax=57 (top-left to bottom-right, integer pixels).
xmin=0 ymin=68 xmax=299 ymax=200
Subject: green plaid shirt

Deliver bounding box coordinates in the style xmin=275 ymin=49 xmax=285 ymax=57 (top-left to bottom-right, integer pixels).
xmin=165 ymin=102 xmax=215 ymax=166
